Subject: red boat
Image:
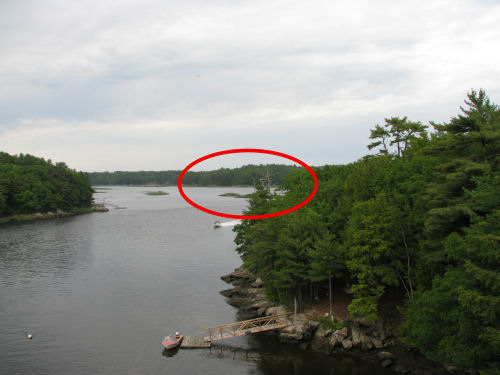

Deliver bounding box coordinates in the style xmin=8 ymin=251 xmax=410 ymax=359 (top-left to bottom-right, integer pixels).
xmin=162 ymin=333 xmax=184 ymax=350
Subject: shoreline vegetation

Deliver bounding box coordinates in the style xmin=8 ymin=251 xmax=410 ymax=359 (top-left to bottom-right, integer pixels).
xmin=88 ymin=164 xmax=298 ymax=186
xmin=220 ymin=266 xmax=454 ymax=375
xmin=0 ymin=152 xmax=96 ymax=225
xmin=231 ymin=90 xmax=499 ymax=374
xmin=144 ymin=191 xmax=169 ymax=196
xmin=219 ymin=192 xmax=253 ymax=198
xmin=0 ymin=206 xmax=109 ymax=225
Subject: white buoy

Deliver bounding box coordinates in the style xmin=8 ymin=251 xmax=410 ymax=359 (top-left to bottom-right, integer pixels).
xmin=27 ymin=334 xmax=32 ymax=339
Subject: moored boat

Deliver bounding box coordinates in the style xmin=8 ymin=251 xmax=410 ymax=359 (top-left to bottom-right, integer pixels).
xmin=214 ymin=221 xmax=221 ymax=228
xmin=162 ymin=333 xmax=184 ymax=350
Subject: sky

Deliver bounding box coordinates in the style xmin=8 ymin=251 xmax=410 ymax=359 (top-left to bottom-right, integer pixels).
xmin=1 ymin=0 xmax=499 ymax=172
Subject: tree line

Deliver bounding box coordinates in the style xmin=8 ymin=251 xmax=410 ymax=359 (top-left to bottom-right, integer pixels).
xmin=88 ymin=164 xmax=299 ymax=186
xmin=0 ymin=152 xmax=93 ymax=215
xmin=233 ymin=90 xmax=499 ymax=373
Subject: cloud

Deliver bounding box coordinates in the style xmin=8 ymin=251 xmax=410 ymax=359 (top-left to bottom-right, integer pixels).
xmin=1 ymin=0 xmax=499 ymax=170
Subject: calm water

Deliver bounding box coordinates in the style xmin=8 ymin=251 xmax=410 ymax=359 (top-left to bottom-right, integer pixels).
xmin=0 ymin=186 xmax=395 ymax=375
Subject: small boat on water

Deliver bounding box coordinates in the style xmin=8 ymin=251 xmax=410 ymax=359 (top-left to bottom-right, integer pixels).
xmin=162 ymin=333 xmax=184 ymax=350
xmin=214 ymin=221 xmax=221 ymax=228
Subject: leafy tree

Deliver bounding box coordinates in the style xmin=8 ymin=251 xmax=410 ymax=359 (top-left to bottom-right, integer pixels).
xmin=345 ymin=192 xmax=403 ymax=321
xmin=368 ymin=116 xmax=428 ymax=157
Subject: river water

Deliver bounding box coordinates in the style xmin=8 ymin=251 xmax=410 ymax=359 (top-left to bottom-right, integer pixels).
xmin=0 ymin=186 xmax=396 ymax=375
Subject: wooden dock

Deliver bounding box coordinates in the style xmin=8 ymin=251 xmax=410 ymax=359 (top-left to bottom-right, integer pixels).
xmin=181 ymin=336 xmax=211 ymax=348
xmin=175 ymin=314 xmax=289 ymax=349
xmin=203 ymin=313 xmax=289 ymax=342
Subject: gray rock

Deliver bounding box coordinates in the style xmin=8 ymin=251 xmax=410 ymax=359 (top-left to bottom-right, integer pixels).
xmin=394 ymin=365 xmax=410 ymax=374
xmin=341 ymin=339 xmax=353 ymax=350
xmin=381 ymin=359 xmax=394 ymax=367
xmin=360 ymin=333 xmax=373 ymax=350
xmin=329 ymin=333 xmax=342 ymax=348
xmin=324 ymin=329 xmax=332 ymax=337
xmin=251 ymin=278 xmax=264 ymax=288
xmin=336 ymin=327 xmax=349 ymax=337
xmin=377 ymin=351 xmax=395 ymax=360
xmin=370 ymin=337 xmax=384 ymax=349
xmin=445 ymin=364 xmax=458 ymax=373
xmin=309 ymin=320 xmax=320 ymax=330
xmin=352 ymin=328 xmax=361 ymax=346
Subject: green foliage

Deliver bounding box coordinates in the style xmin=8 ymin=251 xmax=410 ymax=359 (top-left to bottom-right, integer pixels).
xmin=232 ymin=89 xmax=499 ymax=373
xmin=311 ymin=316 xmax=345 ymax=331
xmin=89 ymin=164 xmax=298 ymax=186
xmin=0 ymin=152 xmax=93 ymax=216
xmin=346 ymin=192 xmax=402 ymax=321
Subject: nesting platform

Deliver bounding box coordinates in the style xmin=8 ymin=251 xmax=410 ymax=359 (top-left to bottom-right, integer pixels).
xmin=181 ymin=336 xmax=211 ymax=348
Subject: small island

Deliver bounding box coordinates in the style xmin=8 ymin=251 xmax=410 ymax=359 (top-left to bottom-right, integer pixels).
xmin=144 ymin=191 xmax=169 ymax=196
xmin=219 ymin=192 xmax=252 ymax=198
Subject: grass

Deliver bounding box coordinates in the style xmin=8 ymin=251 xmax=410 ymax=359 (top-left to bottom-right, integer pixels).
xmin=144 ymin=191 xmax=169 ymax=196
xmin=311 ymin=316 xmax=345 ymax=331
xmin=219 ymin=192 xmax=252 ymax=198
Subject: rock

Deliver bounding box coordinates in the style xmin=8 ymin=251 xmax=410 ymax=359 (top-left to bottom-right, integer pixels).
xmin=310 ymin=330 xmax=330 ymax=353
xmin=56 ymin=208 xmax=65 ymax=216
xmin=381 ymin=359 xmax=394 ymax=367
xmin=335 ymin=327 xmax=349 ymax=337
xmin=219 ymin=288 xmax=239 ymax=297
xmin=324 ymin=312 xmax=329 ymax=318
xmin=445 ymin=364 xmax=459 ymax=373
xmin=377 ymin=351 xmax=395 ymax=360
xmin=329 ymin=333 xmax=342 ymax=348
xmin=341 ymin=339 xmax=353 ymax=350
xmin=257 ymin=307 xmax=267 ymax=316
xmin=33 ymin=213 xmax=44 ymax=219
xmin=360 ymin=333 xmax=373 ymax=350
xmin=248 ymin=301 xmax=273 ymax=311
xmin=370 ymin=337 xmax=384 ymax=349
xmin=279 ymin=332 xmax=302 ymax=343
xmin=394 ymin=365 xmax=411 ymax=374
xmin=251 ymin=278 xmax=264 ymax=288
xmin=352 ymin=328 xmax=361 ymax=346
xmin=309 ymin=320 xmax=320 ymax=330
xmin=265 ymin=305 xmax=287 ymax=316
xmin=352 ymin=317 xmax=373 ymax=328
xmin=324 ymin=329 xmax=332 ymax=337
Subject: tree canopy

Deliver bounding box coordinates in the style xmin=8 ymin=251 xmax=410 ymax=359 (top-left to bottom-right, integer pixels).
xmin=233 ymin=89 xmax=500 ymax=373
xmin=0 ymin=152 xmax=93 ymax=215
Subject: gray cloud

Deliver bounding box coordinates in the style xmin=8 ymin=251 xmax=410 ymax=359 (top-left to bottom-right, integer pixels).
xmin=1 ymin=0 xmax=499 ymax=170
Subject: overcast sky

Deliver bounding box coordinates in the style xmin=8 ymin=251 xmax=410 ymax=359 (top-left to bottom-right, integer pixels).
xmin=1 ymin=0 xmax=499 ymax=171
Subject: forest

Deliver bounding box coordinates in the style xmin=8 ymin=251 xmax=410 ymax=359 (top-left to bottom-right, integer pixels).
xmin=0 ymin=153 xmax=93 ymax=216
xmin=233 ymin=90 xmax=499 ymax=373
xmin=89 ymin=164 xmax=298 ymax=186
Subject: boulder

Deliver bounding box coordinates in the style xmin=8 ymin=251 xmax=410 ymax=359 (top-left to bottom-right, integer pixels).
xmin=341 ymin=339 xmax=353 ymax=350
xmin=309 ymin=320 xmax=321 ymax=330
xmin=248 ymin=301 xmax=273 ymax=311
xmin=335 ymin=327 xmax=349 ymax=337
xmin=329 ymin=333 xmax=343 ymax=348
xmin=360 ymin=333 xmax=373 ymax=350
xmin=251 ymin=278 xmax=264 ymax=288
xmin=370 ymin=337 xmax=384 ymax=349
xmin=352 ymin=328 xmax=361 ymax=346
xmin=381 ymin=359 xmax=394 ymax=367
xmin=377 ymin=351 xmax=395 ymax=360
xmin=310 ymin=328 xmax=330 ymax=353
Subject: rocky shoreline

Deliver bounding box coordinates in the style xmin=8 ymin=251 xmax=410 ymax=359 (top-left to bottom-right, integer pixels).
xmin=220 ymin=266 xmax=468 ymax=375
xmin=0 ymin=206 xmax=108 ymax=225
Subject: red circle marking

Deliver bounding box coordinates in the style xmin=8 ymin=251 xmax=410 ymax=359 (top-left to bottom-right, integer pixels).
xmin=177 ymin=149 xmax=318 ymax=219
